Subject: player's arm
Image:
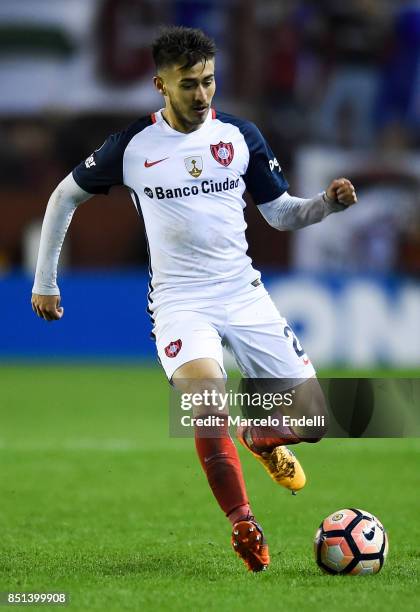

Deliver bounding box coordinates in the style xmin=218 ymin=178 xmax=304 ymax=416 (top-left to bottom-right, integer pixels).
xmin=31 ymin=174 xmax=92 ymax=321
xmin=31 ymin=129 xmax=126 ymax=321
xmin=258 ymin=178 xmax=357 ymax=231
xmin=241 ymin=122 xmax=356 ymax=230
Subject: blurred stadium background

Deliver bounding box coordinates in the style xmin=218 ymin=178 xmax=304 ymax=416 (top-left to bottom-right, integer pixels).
xmin=0 ymin=0 xmax=419 ymax=367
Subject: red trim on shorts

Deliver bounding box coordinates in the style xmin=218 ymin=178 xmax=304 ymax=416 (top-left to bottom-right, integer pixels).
xmin=151 ymin=112 xmax=157 ymax=123
xmin=211 ymin=108 xmax=216 ymax=119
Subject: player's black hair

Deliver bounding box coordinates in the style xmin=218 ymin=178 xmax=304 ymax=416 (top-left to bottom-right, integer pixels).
xmin=152 ymin=26 xmax=216 ymax=71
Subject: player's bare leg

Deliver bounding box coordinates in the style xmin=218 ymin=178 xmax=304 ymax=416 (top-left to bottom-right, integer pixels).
xmin=172 ymin=358 xmax=269 ymax=571
xmin=237 ymin=377 xmax=328 ymax=493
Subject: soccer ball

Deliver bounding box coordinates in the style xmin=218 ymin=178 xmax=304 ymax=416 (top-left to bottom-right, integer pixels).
xmin=314 ymin=508 xmax=389 ymax=575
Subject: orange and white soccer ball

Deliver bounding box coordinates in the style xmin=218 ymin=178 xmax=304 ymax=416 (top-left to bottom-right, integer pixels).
xmin=314 ymin=508 xmax=389 ymax=575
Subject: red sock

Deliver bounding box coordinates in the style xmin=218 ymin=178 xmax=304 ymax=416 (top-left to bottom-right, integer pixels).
xmin=249 ymin=414 xmax=300 ymax=453
xmin=195 ymin=419 xmax=251 ymax=525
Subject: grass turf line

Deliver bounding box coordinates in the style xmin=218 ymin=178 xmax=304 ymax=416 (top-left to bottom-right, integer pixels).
xmin=0 ymin=366 xmax=419 ymax=611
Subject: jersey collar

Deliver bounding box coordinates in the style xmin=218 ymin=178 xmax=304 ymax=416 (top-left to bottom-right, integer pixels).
xmin=152 ymin=107 xmax=215 ymax=135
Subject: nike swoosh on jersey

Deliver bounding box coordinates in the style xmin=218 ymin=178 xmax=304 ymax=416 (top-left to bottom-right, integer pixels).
xmin=144 ymin=157 xmax=169 ymax=168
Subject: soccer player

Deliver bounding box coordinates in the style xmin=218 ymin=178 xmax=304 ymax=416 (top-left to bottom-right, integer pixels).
xmin=31 ymin=26 xmax=357 ymax=572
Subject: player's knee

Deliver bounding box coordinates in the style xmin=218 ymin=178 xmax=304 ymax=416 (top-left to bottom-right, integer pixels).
xmin=176 ymin=377 xmax=226 ymax=415
xmin=292 ymin=378 xmax=329 ymax=442
xmin=302 ymin=389 xmax=328 ymax=442
xmin=172 ymin=357 xmax=223 ymax=380
xmin=182 ymin=377 xmax=224 ymax=397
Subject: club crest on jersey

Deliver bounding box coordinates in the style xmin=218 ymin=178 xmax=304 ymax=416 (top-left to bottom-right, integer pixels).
xmin=164 ymin=339 xmax=182 ymax=358
xmin=184 ymin=156 xmax=203 ymax=178
xmin=210 ymin=142 xmax=234 ymax=167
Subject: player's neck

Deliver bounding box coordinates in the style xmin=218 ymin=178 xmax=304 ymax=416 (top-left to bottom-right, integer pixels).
xmin=161 ymin=107 xmax=206 ymax=134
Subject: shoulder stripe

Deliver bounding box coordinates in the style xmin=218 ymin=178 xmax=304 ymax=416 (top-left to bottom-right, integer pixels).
xmin=72 ymin=114 xmax=154 ymax=195
xmin=214 ymin=110 xmax=289 ymax=205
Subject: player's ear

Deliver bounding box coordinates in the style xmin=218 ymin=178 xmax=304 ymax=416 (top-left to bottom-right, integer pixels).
xmin=153 ymin=75 xmax=166 ymax=96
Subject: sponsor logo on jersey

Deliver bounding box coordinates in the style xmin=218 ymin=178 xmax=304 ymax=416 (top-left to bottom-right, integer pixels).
xmin=148 ymin=177 xmax=240 ymax=200
xmin=269 ymin=157 xmax=281 ymax=172
xmin=164 ymin=339 xmax=182 ymax=358
xmin=85 ymin=155 xmax=96 ymax=169
xmin=144 ymin=157 xmax=169 ymax=168
xmin=184 ymin=156 xmax=203 ymax=178
xmin=210 ymin=141 xmax=234 ymax=167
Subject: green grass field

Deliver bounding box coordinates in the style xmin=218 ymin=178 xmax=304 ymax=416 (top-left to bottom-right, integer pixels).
xmin=1 ymin=366 xmax=419 ymax=611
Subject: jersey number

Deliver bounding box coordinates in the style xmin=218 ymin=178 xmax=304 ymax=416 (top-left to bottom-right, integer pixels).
xmin=284 ymin=325 xmax=305 ymax=357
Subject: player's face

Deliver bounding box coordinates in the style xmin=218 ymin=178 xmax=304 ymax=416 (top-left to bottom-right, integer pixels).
xmin=155 ymin=59 xmax=216 ymax=133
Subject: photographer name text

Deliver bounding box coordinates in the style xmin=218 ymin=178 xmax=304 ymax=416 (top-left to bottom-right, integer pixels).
xmin=180 ymin=415 xmax=325 ymax=428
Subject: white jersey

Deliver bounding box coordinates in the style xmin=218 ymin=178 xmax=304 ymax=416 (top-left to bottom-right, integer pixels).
xmin=72 ymin=108 xmax=288 ymax=315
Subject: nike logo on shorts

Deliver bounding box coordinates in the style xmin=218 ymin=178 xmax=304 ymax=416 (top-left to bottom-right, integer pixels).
xmin=144 ymin=157 xmax=169 ymax=168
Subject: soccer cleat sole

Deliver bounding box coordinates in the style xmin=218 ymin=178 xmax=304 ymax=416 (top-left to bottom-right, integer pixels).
xmin=231 ymin=520 xmax=270 ymax=572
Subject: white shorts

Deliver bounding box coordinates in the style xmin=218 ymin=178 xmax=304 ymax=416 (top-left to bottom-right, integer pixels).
xmin=153 ymin=281 xmax=316 ymax=382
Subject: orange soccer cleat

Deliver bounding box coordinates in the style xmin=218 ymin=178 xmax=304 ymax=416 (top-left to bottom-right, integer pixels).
xmin=231 ymin=518 xmax=270 ymax=572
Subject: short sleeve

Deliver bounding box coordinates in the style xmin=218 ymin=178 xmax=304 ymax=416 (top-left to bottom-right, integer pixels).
xmin=243 ymin=123 xmax=289 ymax=205
xmin=72 ymin=132 xmax=125 ymax=195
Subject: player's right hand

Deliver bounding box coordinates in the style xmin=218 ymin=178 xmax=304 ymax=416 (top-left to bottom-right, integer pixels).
xmin=31 ymin=294 xmax=64 ymax=322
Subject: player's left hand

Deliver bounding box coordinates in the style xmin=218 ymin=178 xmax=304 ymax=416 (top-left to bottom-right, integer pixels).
xmin=326 ymin=178 xmax=357 ymax=207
